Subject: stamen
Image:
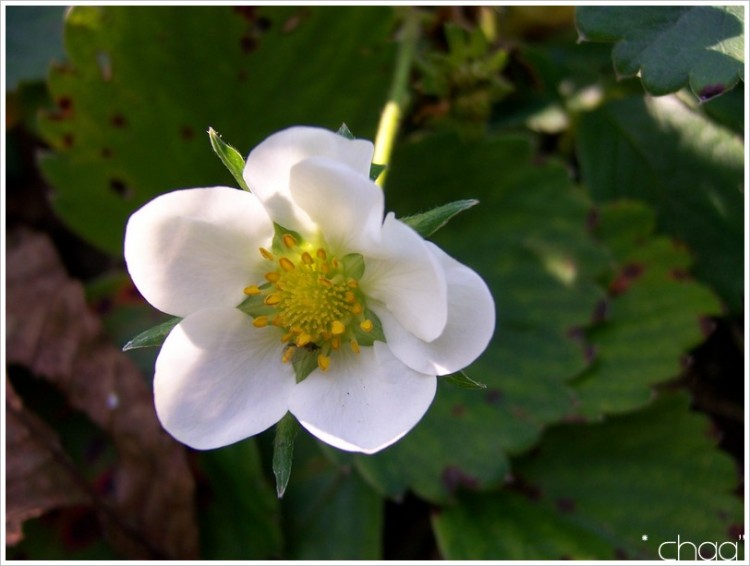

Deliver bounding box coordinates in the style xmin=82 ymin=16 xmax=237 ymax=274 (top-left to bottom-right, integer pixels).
xmin=282 ymin=346 xmax=296 ymax=363
xmin=265 ymin=272 xmax=281 ymax=283
xmin=344 ymin=291 xmax=356 ymax=303
xmin=316 ymin=248 xmax=327 ymax=260
xmin=259 ymin=247 xmax=274 ymax=261
xmin=317 ymin=354 xmax=331 ymax=372
xmin=296 ymin=333 xmax=313 ymax=347
xmin=243 ymin=285 xmax=262 ymax=296
xmin=351 ymin=302 xmax=363 ymax=314
xmin=265 ymin=293 xmax=282 ymax=305
xmin=279 ymin=257 xmax=295 ymax=272
xmin=331 ymin=336 xmax=341 ymax=350
xmin=282 ymin=234 xmax=297 ymax=248
xmin=331 ymin=320 xmax=345 ymax=335
xmin=253 ymin=316 xmax=269 ymax=328
xmin=360 ymin=319 xmax=374 ymax=332
xmin=347 ymin=279 xmax=358 ymax=288
xmin=301 ymin=251 xmax=314 ymax=265
xmin=350 ymin=339 xmax=360 ymax=354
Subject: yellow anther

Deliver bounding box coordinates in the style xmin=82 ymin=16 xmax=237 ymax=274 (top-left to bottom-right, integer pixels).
xmin=296 ymin=333 xmax=313 ymax=347
xmin=344 ymin=290 xmax=356 ymax=303
xmin=332 ymin=258 xmax=340 ymax=269
xmin=331 ymin=320 xmax=346 ymax=335
xmin=272 ymin=314 xmax=284 ymax=326
xmin=243 ymin=285 xmax=262 ymax=296
xmin=351 ymin=302 xmax=363 ymax=315
xmin=252 ymin=316 xmax=269 ymax=328
xmin=347 ymin=278 xmax=358 ymax=288
xmin=319 ymin=277 xmax=333 ymax=288
xmin=264 ymin=293 xmax=282 ymax=306
xmin=360 ymin=319 xmax=374 ymax=333
xmin=331 ymin=336 xmax=341 ymax=350
xmin=259 ymin=247 xmax=274 ymax=261
xmin=265 ymin=271 xmax=281 ymax=283
xmin=301 ymin=251 xmax=314 ymax=265
xmin=316 ymin=248 xmax=327 ymax=260
xmin=320 ymin=262 xmax=331 ymax=274
xmin=282 ymin=346 xmax=296 ymax=364
xmin=279 ymin=257 xmax=295 ymax=272
xmin=317 ymin=354 xmax=331 ymax=372
xmin=350 ymin=339 xmax=360 ymax=354
xmin=290 ymin=326 xmax=304 ymax=335
xmin=282 ymin=234 xmax=297 ymax=248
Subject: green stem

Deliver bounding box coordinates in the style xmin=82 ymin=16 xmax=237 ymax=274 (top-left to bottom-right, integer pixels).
xmin=373 ymin=10 xmax=421 ymax=187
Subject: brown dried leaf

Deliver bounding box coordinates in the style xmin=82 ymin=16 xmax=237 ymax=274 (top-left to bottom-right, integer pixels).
xmin=5 ymin=229 xmax=198 ymax=559
xmin=5 ymin=377 xmax=91 ymax=546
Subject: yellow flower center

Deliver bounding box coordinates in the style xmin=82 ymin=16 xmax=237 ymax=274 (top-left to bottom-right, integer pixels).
xmin=243 ymin=233 xmax=374 ymax=372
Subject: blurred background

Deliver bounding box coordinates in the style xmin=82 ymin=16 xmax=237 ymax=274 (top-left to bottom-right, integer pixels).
xmin=4 ymin=4 xmax=745 ymax=560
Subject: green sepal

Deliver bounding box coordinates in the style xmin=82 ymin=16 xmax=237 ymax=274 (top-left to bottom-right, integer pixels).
xmin=369 ymin=162 xmax=386 ymax=182
xmin=400 ymin=199 xmax=479 ymax=238
xmin=272 ymin=412 xmax=300 ymax=499
xmin=292 ymin=347 xmax=319 ymax=383
xmin=271 ymin=223 xmax=304 ymax=254
xmin=444 ymin=370 xmax=487 ymax=390
xmin=122 ymin=317 xmax=182 ymax=351
xmin=236 ymin=289 xmax=275 ymax=318
xmin=208 ymin=127 xmax=250 ymax=192
xmin=341 ymin=252 xmax=365 ymax=279
xmin=352 ymin=308 xmax=386 ymax=346
xmin=336 ymin=123 xmax=355 ymax=140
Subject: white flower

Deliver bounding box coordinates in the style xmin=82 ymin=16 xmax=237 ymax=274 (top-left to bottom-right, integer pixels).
xmin=124 ymin=126 xmax=495 ymax=454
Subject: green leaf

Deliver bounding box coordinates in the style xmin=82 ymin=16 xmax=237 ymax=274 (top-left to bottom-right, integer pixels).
xmin=400 ymin=199 xmax=479 ymax=238
xmin=198 ymin=440 xmax=282 ymax=559
xmin=433 ymin=393 xmax=743 ymax=560
xmin=282 ymin=434 xmax=383 ymax=559
xmin=121 ymin=316 xmax=181 ymax=351
xmin=572 ymin=201 xmax=723 ymax=417
xmin=353 ymin=133 xmax=610 ymax=503
xmin=272 ymin=413 xmax=300 ymax=499
xmin=444 ymin=371 xmax=487 ymax=390
xmin=577 ymin=95 xmax=744 ymax=313
xmin=38 ymin=6 xmax=395 ymax=255
xmin=208 ymin=127 xmax=250 ymax=191
xmin=576 ymin=6 xmax=745 ymax=100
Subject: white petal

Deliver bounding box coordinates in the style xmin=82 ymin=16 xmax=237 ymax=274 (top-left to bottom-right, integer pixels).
xmin=374 ymin=243 xmax=496 ymax=375
xmin=289 ymin=157 xmax=384 ymax=255
xmin=154 ymin=308 xmax=294 ymax=450
xmin=243 ymin=126 xmax=374 ymax=232
xmin=289 ymin=342 xmax=436 ymax=454
xmin=124 ymin=187 xmax=273 ymax=317
xmin=360 ymin=214 xmax=447 ymax=342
